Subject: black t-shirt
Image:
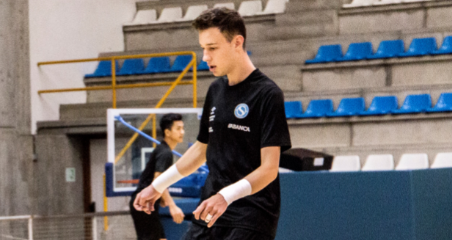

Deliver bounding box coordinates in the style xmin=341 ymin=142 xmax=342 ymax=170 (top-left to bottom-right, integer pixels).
xmin=134 ymin=140 xmax=173 ymax=194
xmin=195 ymin=69 xmax=292 ymax=237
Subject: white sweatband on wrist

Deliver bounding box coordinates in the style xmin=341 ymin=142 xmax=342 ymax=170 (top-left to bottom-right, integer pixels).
xmin=151 ymin=165 xmax=184 ymax=193
xmin=218 ymin=179 xmax=252 ymax=205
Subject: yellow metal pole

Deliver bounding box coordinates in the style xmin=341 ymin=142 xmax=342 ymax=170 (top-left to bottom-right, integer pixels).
xmin=103 ymin=174 xmax=109 ymax=231
xmin=191 ymin=56 xmax=197 ymax=108
xmin=114 ymin=60 xmax=193 ymax=164
xmin=111 ymin=59 xmax=117 ymax=109
xmin=38 ymin=81 xmax=194 ymax=94
xmin=37 ymin=51 xmax=196 ymax=66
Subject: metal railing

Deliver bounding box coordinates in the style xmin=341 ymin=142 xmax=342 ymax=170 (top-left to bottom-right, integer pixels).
xmin=37 ymin=51 xmax=198 ymax=164
xmin=0 ymin=212 xmax=134 ymax=240
xmin=37 ymin=51 xmax=197 ymax=109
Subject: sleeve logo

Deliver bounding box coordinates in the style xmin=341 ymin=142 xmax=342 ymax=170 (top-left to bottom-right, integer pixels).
xmin=234 ymin=103 xmax=249 ymax=119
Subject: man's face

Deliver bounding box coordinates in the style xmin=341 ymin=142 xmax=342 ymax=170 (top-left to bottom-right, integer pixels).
xmin=166 ymin=120 xmax=184 ymax=143
xmin=199 ymin=27 xmax=237 ymax=77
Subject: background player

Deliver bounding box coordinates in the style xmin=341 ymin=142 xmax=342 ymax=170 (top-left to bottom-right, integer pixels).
xmin=134 ymin=8 xmax=291 ymax=240
xmin=129 ymin=113 xmax=186 ymax=240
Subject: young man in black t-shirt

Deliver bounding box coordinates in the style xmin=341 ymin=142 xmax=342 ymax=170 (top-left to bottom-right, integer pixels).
xmin=133 ymin=8 xmax=291 ymax=240
xmin=130 ymin=113 xmax=186 ymax=240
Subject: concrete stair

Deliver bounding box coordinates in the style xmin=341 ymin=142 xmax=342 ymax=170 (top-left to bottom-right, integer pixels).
xmin=311 ymin=143 xmax=452 ymax=167
xmin=59 ymin=98 xmax=205 ymax=121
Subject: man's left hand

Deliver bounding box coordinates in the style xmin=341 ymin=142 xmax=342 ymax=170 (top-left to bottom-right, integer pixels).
xmin=193 ymin=194 xmax=228 ymax=228
xmin=169 ymin=205 xmax=185 ymax=224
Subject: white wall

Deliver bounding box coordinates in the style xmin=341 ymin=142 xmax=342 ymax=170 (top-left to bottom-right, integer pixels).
xmin=29 ymin=0 xmax=138 ymax=133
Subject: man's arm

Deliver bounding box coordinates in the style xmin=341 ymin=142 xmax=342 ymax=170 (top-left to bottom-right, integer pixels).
xmin=153 ymin=172 xmax=185 ymax=224
xmin=134 ymin=141 xmax=207 ymax=214
xmin=174 ymin=141 xmax=208 ymax=176
xmin=193 ymin=146 xmax=280 ymax=227
xmin=244 ymin=146 xmax=280 ymax=193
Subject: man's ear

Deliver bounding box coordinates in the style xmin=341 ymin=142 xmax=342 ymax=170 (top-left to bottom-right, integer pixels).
xmin=232 ymin=35 xmax=244 ymax=49
xmin=164 ymin=128 xmax=170 ymax=137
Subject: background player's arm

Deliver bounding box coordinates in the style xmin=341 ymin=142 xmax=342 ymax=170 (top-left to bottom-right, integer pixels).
xmin=154 ymin=172 xmax=185 ymax=224
xmin=194 ymin=146 xmax=281 ymax=227
xmin=134 ymin=141 xmax=207 ymax=213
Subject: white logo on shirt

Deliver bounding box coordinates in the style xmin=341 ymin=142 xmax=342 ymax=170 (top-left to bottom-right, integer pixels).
xmin=228 ymin=123 xmax=251 ymax=132
xmin=210 ymin=107 xmax=216 ymax=122
xmin=209 ymin=127 xmax=213 ymax=133
xmin=234 ymin=104 xmax=249 ymax=119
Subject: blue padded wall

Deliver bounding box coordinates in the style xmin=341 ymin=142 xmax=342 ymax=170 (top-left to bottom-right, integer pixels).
xmin=276 ymin=169 xmax=452 ymax=240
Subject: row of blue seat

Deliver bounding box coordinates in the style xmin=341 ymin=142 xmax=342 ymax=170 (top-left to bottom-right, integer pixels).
xmin=306 ymin=36 xmax=452 ymax=64
xmin=85 ymin=51 xmax=253 ymax=77
xmin=85 ymin=55 xmax=210 ymax=78
xmin=285 ymin=93 xmax=452 ymax=118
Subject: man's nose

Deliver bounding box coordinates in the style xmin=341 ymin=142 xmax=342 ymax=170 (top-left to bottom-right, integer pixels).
xmin=202 ymin=51 xmax=211 ymax=62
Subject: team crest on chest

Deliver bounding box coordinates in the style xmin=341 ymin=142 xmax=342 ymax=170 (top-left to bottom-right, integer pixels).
xmin=234 ymin=103 xmax=249 ymax=119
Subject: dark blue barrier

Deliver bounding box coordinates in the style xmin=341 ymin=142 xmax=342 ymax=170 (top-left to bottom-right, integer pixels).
xmin=159 ymin=170 xmax=452 ymax=239
xmin=276 ymin=169 xmax=452 ymax=240
xmin=160 ymin=198 xmax=199 ymax=240
xmin=159 ymin=198 xmax=200 ymax=216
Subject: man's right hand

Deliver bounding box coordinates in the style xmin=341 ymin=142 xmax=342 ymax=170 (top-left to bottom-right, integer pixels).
xmin=133 ymin=185 xmax=162 ymax=214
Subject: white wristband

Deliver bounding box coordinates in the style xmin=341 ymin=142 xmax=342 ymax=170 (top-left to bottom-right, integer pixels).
xmin=151 ymin=165 xmax=184 ymax=193
xmin=218 ymin=179 xmax=252 ymax=205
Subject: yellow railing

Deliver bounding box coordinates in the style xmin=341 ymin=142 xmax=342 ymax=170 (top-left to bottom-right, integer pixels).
xmin=37 ymin=51 xmax=198 ymax=109
xmin=38 ymin=51 xmax=198 ymax=164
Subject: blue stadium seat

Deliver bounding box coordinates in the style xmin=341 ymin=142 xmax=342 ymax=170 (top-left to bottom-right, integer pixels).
xmin=432 ymin=36 xmax=452 ymax=55
xmin=305 ymin=45 xmax=343 ymax=64
xmin=198 ymin=61 xmax=209 ymax=71
xmin=398 ymin=37 xmax=437 ymax=57
xmin=168 ymin=55 xmax=193 ymax=72
xmin=367 ymin=40 xmax=405 ymax=59
xmin=141 ymin=57 xmax=171 ymax=74
xmin=336 ymin=42 xmax=373 ymax=61
xmin=284 ymin=101 xmax=303 ymax=119
xmin=392 ymin=94 xmax=432 ymax=114
xmin=85 ymin=60 xmax=119 ymax=78
xmin=327 ymin=98 xmax=365 ymax=117
xmin=117 ymin=59 xmax=144 ymax=76
xmin=299 ymin=99 xmax=334 ymax=118
xmin=427 ymin=93 xmax=452 ymax=113
xmin=359 ymin=96 xmax=398 ymax=116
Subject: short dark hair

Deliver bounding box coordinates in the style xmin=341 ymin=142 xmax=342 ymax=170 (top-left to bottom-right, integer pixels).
xmin=192 ymin=7 xmax=247 ymax=49
xmin=160 ymin=113 xmax=183 ymax=137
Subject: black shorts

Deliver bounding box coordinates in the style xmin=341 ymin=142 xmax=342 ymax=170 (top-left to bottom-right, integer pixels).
xmin=182 ymin=222 xmax=274 ymax=240
xmin=129 ymin=195 xmax=165 ymax=240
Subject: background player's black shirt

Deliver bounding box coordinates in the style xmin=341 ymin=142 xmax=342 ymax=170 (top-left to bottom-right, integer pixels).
xmin=134 ymin=140 xmax=173 ymax=194
xmin=195 ymin=69 xmax=292 ymax=237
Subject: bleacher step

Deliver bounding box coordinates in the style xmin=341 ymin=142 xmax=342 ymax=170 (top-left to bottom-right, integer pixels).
xmin=309 ymin=143 xmax=452 ymax=166
xmin=263 ymin=23 xmax=336 ymax=41
xmin=285 ymin=0 xmax=342 ymax=13
xmin=59 ymin=98 xmax=205 ymax=121
xmin=276 ymin=9 xmax=337 ymax=25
